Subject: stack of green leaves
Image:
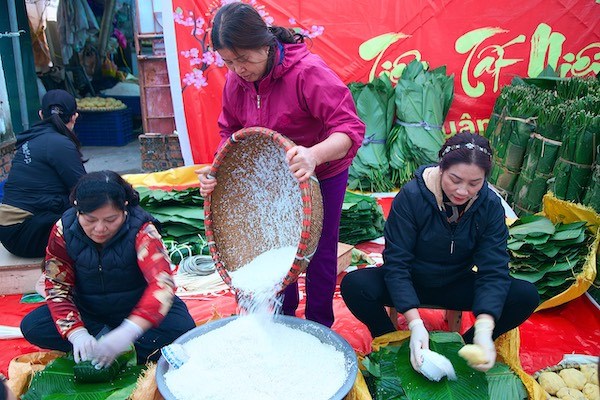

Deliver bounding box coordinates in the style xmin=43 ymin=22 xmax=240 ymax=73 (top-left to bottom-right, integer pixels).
xmin=362 ymin=332 xmax=527 ymax=400
xmin=486 ymin=83 xmax=547 ymax=197
xmin=348 ymin=75 xmax=396 ymax=192
xmin=583 ymin=144 xmax=600 ymax=213
xmin=137 ymin=186 xmax=206 ymax=259
xmin=507 ymin=215 xmax=592 ymax=302
xmin=339 ymin=191 xmax=385 ymax=245
xmin=388 ymin=60 xmax=454 ymax=187
xmin=511 ymin=100 xmax=570 ymax=215
xmin=552 ymin=101 xmax=600 ymax=203
xmin=22 ymin=350 xmax=144 ymax=400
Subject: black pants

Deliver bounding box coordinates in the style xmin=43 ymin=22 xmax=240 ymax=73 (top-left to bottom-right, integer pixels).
xmin=340 ymin=267 xmax=539 ymax=342
xmin=20 ymin=296 xmax=196 ymax=364
xmin=0 ymin=211 xmax=62 ymax=257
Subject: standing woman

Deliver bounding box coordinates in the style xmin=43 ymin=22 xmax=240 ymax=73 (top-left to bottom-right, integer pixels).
xmin=341 ymin=132 xmax=539 ymax=372
xmin=20 ymin=171 xmax=195 ymax=367
xmin=0 ymin=89 xmax=86 ymax=258
xmin=197 ymin=2 xmax=365 ymax=328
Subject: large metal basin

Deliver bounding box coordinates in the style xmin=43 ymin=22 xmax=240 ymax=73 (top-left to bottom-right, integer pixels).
xmin=156 ymin=315 xmax=358 ymax=400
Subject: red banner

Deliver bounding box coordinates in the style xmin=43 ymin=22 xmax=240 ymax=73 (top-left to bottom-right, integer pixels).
xmin=166 ymin=0 xmax=600 ymax=164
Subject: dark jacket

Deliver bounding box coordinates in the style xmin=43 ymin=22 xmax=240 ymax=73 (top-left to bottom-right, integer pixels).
xmin=61 ymin=205 xmax=156 ymax=323
xmin=382 ymin=165 xmax=511 ymax=320
xmin=2 ymin=121 xmax=85 ymax=215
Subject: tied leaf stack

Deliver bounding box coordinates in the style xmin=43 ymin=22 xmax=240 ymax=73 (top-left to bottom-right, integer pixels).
xmin=507 ymin=215 xmax=593 ymax=302
xmin=348 ymin=75 xmax=396 ymax=192
xmin=388 ymin=61 xmax=454 ymax=187
xmin=339 ymin=191 xmax=385 ymax=245
xmin=551 ymin=101 xmax=600 ymax=203
xmin=486 ymin=71 xmax=600 ymax=215
xmin=485 ymin=83 xmax=547 ymax=197
xmin=583 ymin=144 xmax=600 ymax=212
xmin=512 ymin=97 xmax=566 ymax=215
xmin=137 ymin=187 xmax=207 ymax=264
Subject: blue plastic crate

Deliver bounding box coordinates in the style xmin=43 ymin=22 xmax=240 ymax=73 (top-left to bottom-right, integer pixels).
xmin=75 ymin=108 xmax=135 ymax=146
xmin=100 ymin=95 xmax=141 ymax=117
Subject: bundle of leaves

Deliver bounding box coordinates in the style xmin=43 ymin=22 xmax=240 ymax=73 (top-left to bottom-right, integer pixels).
xmin=507 ymin=215 xmax=593 ymax=302
xmin=348 ymin=75 xmax=396 ymax=192
xmin=551 ymin=106 xmax=600 ymax=203
xmin=362 ymin=332 xmax=527 ymax=400
xmin=583 ymin=144 xmax=600 ymax=213
xmin=388 ymin=60 xmax=454 ymax=187
xmin=22 ymin=350 xmax=144 ymax=400
xmin=137 ymin=186 xmax=207 ymax=259
xmin=339 ymin=191 xmax=385 ymax=245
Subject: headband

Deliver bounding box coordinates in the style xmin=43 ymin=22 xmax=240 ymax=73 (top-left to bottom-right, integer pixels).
xmin=441 ymin=142 xmax=492 ymax=158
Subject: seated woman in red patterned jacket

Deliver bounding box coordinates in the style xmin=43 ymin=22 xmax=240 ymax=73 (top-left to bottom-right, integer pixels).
xmin=20 ymin=171 xmax=195 ymax=368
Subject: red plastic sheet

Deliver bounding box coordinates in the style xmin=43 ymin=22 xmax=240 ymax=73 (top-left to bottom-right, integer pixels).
xmin=2 ymin=279 xmax=598 ymax=377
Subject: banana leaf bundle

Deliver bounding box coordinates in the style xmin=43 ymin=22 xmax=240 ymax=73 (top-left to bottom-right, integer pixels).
xmin=348 ymin=75 xmax=396 ymax=192
xmin=551 ymin=105 xmax=600 ymax=203
xmin=389 ymin=60 xmax=454 ymax=187
xmin=507 ymin=215 xmax=592 ymax=302
xmin=556 ymin=76 xmax=600 ymax=100
xmin=512 ymin=102 xmax=568 ymax=215
xmin=583 ymin=144 xmax=600 ymax=213
xmin=362 ymin=332 xmax=527 ymax=400
xmin=137 ymin=186 xmax=206 ymax=256
xmin=339 ymin=191 xmax=385 ymax=245
xmin=22 ymin=350 xmax=143 ymax=400
xmin=487 ymin=85 xmax=547 ymax=197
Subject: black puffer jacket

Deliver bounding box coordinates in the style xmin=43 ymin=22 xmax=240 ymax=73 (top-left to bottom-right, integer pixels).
xmin=61 ymin=205 xmax=157 ymax=323
xmin=2 ymin=122 xmax=85 ymax=214
xmin=382 ymin=165 xmax=511 ymax=320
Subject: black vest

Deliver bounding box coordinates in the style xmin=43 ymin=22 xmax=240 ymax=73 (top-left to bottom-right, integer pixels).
xmin=62 ymin=205 xmax=158 ymax=324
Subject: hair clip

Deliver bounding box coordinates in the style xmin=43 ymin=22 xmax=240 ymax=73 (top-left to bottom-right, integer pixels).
xmin=441 ymin=142 xmax=491 ymax=158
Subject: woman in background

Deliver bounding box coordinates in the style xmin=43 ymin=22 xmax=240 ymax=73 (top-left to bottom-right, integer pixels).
xmin=0 ymin=89 xmax=86 ymax=258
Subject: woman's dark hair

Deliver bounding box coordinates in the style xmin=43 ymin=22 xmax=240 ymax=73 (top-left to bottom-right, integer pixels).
xmin=438 ymin=131 xmax=493 ymax=176
xmin=211 ymin=2 xmax=304 ymax=73
xmin=39 ymin=90 xmax=83 ymax=153
xmin=70 ymin=170 xmax=140 ymax=213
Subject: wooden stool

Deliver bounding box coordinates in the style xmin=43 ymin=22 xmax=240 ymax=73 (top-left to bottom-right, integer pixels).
xmin=0 ymin=244 xmax=43 ymax=295
xmin=388 ymin=307 xmax=463 ymax=332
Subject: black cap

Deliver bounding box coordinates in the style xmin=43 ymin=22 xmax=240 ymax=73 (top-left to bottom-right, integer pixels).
xmin=41 ymin=89 xmax=77 ymax=120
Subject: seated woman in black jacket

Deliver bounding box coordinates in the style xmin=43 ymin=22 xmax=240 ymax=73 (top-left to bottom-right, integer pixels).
xmin=0 ymin=89 xmax=86 ymax=258
xmin=341 ymin=132 xmax=539 ymax=373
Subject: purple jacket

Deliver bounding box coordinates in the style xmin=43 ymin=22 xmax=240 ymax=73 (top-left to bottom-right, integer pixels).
xmin=217 ymin=42 xmax=365 ymax=180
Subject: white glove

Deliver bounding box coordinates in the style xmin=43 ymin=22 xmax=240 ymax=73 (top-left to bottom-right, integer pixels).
xmin=92 ymin=319 xmax=143 ymax=369
xmin=471 ymin=318 xmax=496 ymax=372
xmin=408 ymin=318 xmax=429 ymax=371
xmin=67 ymin=328 xmax=98 ymax=363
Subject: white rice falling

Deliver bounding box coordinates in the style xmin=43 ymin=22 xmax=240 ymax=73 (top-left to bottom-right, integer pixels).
xmin=230 ymin=246 xmax=297 ymax=315
xmin=164 ymin=314 xmax=348 ymax=400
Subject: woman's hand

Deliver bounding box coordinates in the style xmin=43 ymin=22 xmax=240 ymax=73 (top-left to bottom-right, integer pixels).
xmin=196 ymin=165 xmax=217 ymax=197
xmin=471 ymin=317 xmax=496 ymax=372
xmin=92 ymin=319 xmax=143 ymax=369
xmin=286 ymin=146 xmax=317 ymax=182
xmin=67 ymin=328 xmax=98 ymax=363
xmin=408 ymin=318 xmax=430 ymax=371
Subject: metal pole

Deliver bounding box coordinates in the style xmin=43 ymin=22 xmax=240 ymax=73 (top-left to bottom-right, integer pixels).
xmin=98 ymin=0 xmax=117 ymax=58
xmin=7 ymin=0 xmax=29 ymax=130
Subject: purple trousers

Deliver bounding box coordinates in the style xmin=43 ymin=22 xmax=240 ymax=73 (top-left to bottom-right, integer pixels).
xmin=282 ymin=169 xmax=348 ymax=327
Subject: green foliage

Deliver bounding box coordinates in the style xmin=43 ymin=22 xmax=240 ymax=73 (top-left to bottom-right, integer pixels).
xmin=21 ymin=352 xmax=144 ymax=400
xmin=363 ymin=332 xmax=526 ymax=399
xmin=508 ymin=216 xmax=592 ymax=302
xmin=339 ymin=191 xmax=385 ymax=245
